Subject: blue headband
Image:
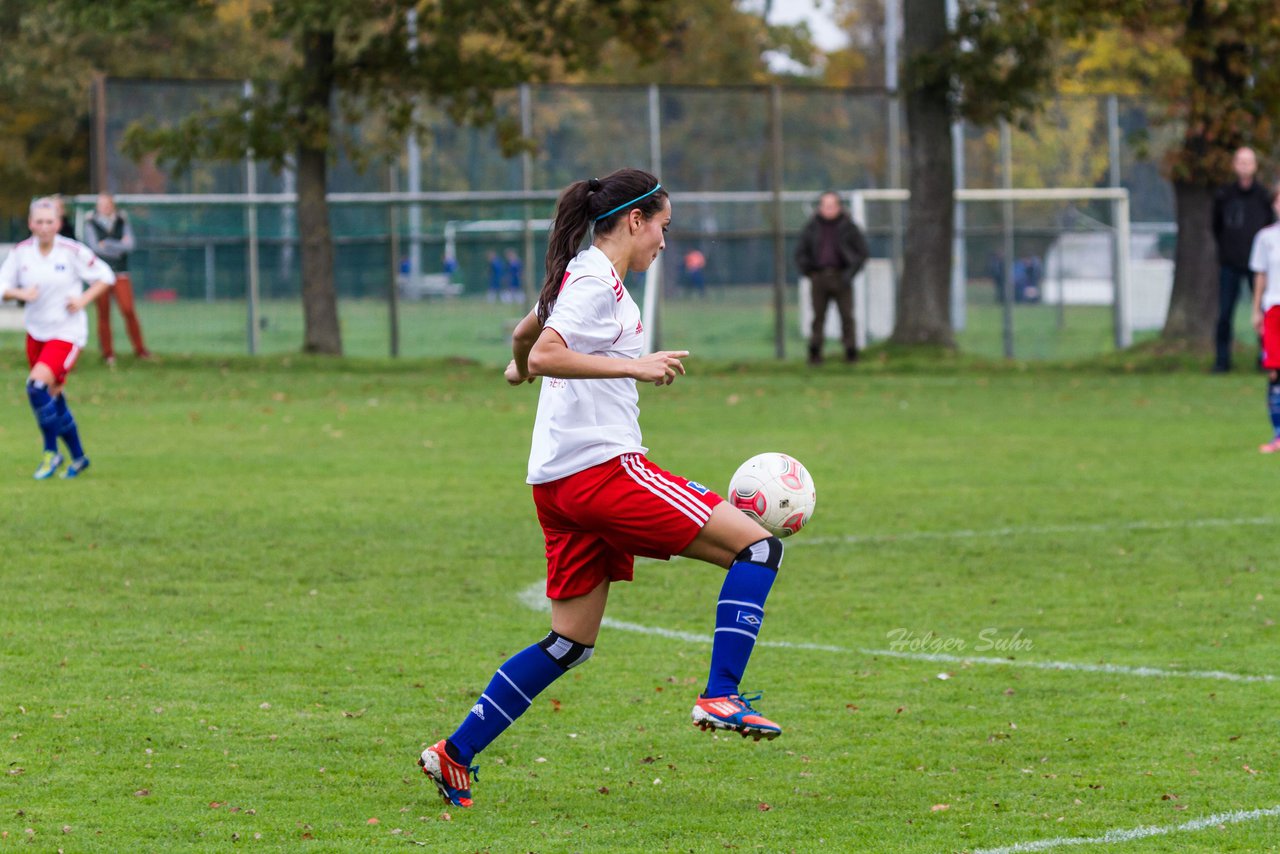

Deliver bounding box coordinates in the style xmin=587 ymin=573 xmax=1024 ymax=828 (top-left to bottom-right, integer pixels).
xmin=594 ymin=183 xmax=663 ymax=222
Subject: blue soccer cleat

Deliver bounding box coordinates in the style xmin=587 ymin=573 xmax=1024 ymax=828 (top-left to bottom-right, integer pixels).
xmin=419 ymin=740 xmax=478 ymax=808
xmin=60 ymin=457 xmax=90 ymax=479
xmin=33 ymin=451 xmax=63 ymax=480
xmin=692 ymin=691 xmax=782 ymax=741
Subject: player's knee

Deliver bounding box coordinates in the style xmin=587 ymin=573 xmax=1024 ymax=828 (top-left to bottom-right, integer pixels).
xmin=1269 ymin=370 xmax=1279 ymax=385
xmin=736 ymin=535 xmax=784 ymax=571
xmin=538 ymin=630 xmax=594 ymax=670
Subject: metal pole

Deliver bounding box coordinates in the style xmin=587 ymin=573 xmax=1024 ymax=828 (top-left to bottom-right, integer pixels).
xmin=999 ymin=119 xmax=1014 ymax=359
xmin=946 ymin=0 xmax=966 ymax=331
xmin=520 ymin=84 xmax=534 ymax=303
xmin=388 ymin=165 xmax=401 ymax=358
xmin=406 ymin=9 xmax=423 ymax=285
xmin=851 ymin=190 xmax=869 ymax=350
xmin=91 ymin=73 xmax=108 ymax=192
xmin=648 ymin=83 xmax=664 ymax=352
xmin=885 ymin=0 xmax=904 ymax=306
xmin=1107 ymin=94 xmax=1121 ymax=189
xmin=244 ymin=80 xmax=261 ymax=356
xmin=769 ymin=84 xmax=787 ymax=360
xmin=205 ymin=243 xmax=216 ymax=302
xmin=1114 ymin=193 xmax=1132 ymax=349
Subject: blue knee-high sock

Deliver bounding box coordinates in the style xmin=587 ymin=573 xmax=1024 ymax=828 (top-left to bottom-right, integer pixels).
xmin=54 ymin=395 xmax=85 ymax=460
xmin=26 ymin=380 xmax=59 ymax=453
xmin=1269 ymin=378 xmax=1280 ymax=437
xmin=447 ymin=631 xmax=593 ymax=765
xmin=705 ymin=538 xmax=782 ymax=698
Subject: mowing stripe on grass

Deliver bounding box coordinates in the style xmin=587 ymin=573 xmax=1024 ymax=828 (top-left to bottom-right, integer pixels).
xmin=515 ymin=583 xmax=1277 ymax=683
xmin=972 ymin=804 xmax=1280 ymax=853
xmin=794 ymin=516 xmax=1280 ymax=548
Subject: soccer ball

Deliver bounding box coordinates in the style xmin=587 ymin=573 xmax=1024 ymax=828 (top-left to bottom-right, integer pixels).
xmin=727 ymin=452 xmax=816 ymax=538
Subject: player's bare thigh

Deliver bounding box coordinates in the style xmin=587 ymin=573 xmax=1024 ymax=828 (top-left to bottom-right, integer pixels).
xmin=680 ymin=503 xmax=770 ymax=569
xmin=550 ymin=580 xmax=611 ymax=645
xmin=28 ymin=362 xmax=62 ymax=396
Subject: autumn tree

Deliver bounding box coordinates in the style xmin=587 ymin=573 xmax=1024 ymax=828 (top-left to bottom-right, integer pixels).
xmin=122 ymin=0 xmax=672 ymax=355
xmin=0 ymin=0 xmax=275 ymax=222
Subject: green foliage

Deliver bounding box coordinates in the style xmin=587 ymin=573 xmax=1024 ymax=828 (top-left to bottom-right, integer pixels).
xmin=123 ymin=0 xmax=677 ymax=172
xmin=0 ymin=358 xmax=1277 ymax=849
xmin=0 ymin=0 xmax=282 ymax=217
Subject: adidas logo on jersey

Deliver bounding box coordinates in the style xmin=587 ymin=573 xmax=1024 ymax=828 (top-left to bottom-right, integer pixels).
xmin=469 ymin=703 xmax=485 ymax=720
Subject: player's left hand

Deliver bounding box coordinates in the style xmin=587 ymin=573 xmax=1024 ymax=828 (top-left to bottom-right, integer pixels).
xmin=66 ymin=296 xmax=87 ymax=314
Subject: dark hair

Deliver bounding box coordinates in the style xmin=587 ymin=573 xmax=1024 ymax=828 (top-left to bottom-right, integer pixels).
xmin=536 ymin=167 xmax=667 ymax=323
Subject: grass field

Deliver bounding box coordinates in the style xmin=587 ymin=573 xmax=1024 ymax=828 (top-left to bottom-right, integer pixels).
xmin=1 ymin=352 xmax=1277 ymax=852
xmin=67 ymin=284 xmax=1186 ymax=364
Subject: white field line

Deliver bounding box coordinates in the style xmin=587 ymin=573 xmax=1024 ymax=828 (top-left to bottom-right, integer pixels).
xmin=971 ymin=805 xmax=1280 ymax=854
xmin=515 ymin=583 xmax=1276 ymax=683
xmin=793 ymin=516 xmax=1280 ymax=548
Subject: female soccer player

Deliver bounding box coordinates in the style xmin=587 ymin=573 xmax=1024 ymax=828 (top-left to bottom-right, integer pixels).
xmin=419 ymin=168 xmax=787 ymax=808
xmin=1250 ymin=181 xmax=1280 ymax=453
xmin=1 ymin=197 xmax=115 ymax=479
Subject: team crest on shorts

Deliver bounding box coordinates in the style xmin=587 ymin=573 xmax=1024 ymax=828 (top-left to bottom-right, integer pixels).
xmin=686 ymin=480 xmax=709 ymax=495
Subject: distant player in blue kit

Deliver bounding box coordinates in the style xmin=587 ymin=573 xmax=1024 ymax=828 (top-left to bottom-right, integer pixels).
xmin=1249 ymin=180 xmax=1280 ymax=453
xmin=1 ymin=197 xmax=115 ymax=479
xmin=418 ymin=168 xmax=787 ymax=808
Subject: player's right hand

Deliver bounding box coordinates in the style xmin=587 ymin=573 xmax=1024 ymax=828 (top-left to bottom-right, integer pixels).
xmin=505 ymin=359 xmax=535 ymax=385
xmin=8 ymin=286 xmax=38 ymax=303
xmin=631 ymin=350 xmax=689 ymax=386
xmin=1254 ymin=309 xmax=1265 ymax=336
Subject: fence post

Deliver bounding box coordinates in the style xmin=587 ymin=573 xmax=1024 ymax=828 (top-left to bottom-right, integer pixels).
xmin=769 ymin=84 xmax=786 ymax=360
xmin=521 ymin=84 xmax=534 ymax=304
xmin=648 ymin=83 xmax=664 ymax=352
xmin=388 ymin=165 xmax=401 ymax=358
xmin=999 ymin=119 xmax=1015 ymax=358
xmin=244 ymin=80 xmax=260 ymax=356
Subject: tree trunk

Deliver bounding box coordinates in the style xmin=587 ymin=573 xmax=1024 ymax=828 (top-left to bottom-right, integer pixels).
xmin=891 ymin=0 xmax=955 ymax=347
xmin=297 ymin=29 xmax=342 ymax=355
xmin=1160 ymin=181 xmax=1217 ymax=349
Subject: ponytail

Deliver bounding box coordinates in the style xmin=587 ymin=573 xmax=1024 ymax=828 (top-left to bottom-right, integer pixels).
xmin=536 ymin=168 xmax=667 ymax=324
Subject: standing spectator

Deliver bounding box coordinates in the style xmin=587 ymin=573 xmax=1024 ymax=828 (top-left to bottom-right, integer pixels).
xmin=1213 ymin=146 xmax=1275 ymax=372
xmin=683 ymin=248 xmax=707 ymax=297
xmin=504 ymin=248 xmax=523 ymax=304
xmin=486 ymin=250 xmax=505 ymax=303
xmin=52 ymin=195 xmax=76 ymax=240
xmin=83 ymin=193 xmax=151 ymax=364
xmin=794 ymin=191 xmax=869 ymax=365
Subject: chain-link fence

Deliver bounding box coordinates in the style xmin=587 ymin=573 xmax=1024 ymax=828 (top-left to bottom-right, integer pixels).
xmin=56 ymin=79 xmax=1190 ymax=362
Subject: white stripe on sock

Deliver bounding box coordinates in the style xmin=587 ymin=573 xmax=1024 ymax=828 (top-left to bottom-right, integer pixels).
xmin=479 ymin=693 xmax=514 ymax=725
xmin=718 ymin=599 xmax=764 ymax=611
xmin=496 ymin=669 xmax=533 ymax=706
xmin=714 ymin=626 xmax=760 ymax=640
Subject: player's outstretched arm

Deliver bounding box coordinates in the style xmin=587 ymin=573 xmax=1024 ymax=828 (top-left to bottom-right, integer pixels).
xmin=528 ymin=327 xmax=687 ymax=385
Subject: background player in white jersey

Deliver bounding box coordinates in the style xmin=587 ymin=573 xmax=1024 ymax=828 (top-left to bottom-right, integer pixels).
xmin=0 ymin=197 xmax=115 ymax=478
xmin=1249 ymin=180 xmax=1280 ymax=453
xmin=419 ymin=168 xmax=788 ymax=808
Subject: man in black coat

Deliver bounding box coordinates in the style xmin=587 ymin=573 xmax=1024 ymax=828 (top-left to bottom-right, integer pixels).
xmin=1213 ymin=146 xmax=1275 ymax=372
xmin=794 ymin=191 xmax=869 ymax=364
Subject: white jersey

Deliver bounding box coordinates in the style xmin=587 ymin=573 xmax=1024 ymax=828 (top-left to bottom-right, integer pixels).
xmin=1249 ymin=222 xmax=1280 ymax=312
xmin=0 ymin=236 xmax=115 ymax=347
xmin=527 ymin=245 xmax=647 ymax=484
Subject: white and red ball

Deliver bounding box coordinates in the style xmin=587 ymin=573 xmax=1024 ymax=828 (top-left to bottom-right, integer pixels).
xmin=727 ymin=452 xmax=816 ymax=538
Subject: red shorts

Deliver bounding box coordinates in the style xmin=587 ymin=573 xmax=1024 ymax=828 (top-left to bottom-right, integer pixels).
xmin=532 ymin=453 xmax=723 ymax=600
xmin=26 ymin=336 xmax=81 ymax=385
xmin=1262 ymin=306 xmax=1280 ymax=370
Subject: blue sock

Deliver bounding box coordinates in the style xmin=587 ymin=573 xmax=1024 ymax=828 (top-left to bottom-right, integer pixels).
xmin=447 ymin=631 xmax=593 ymax=765
xmin=54 ymin=395 xmax=85 ymax=460
xmin=26 ymin=380 xmax=59 ymax=453
xmin=705 ymin=538 xmax=782 ymax=698
xmin=1269 ymin=379 xmax=1280 ymax=437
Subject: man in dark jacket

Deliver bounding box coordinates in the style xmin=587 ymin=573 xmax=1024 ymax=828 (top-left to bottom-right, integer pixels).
xmin=794 ymin=191 xmax=869 ymax=365
xmin=1213 ymin=147 xmax=1275 ymax=372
